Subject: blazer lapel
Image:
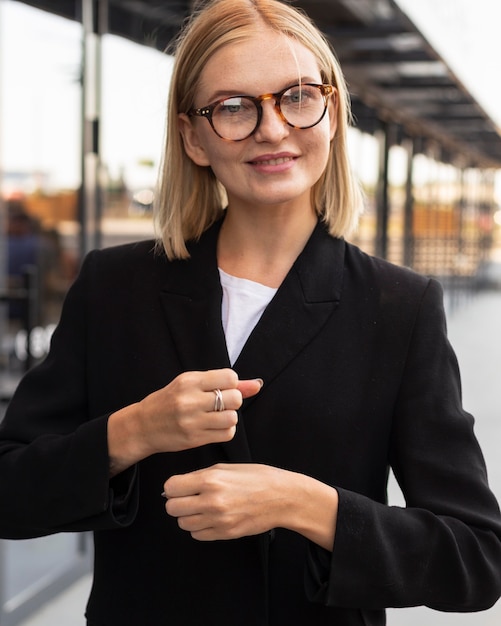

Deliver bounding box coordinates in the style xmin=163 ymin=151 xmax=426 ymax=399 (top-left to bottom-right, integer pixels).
xmin=158 ymin=221 xmax=229 ymax=372
xmin=234 ymin=222 xmax=345 ymax=405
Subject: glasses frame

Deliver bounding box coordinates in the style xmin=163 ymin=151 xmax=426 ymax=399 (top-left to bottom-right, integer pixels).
xmin=187 ymin=83 xmax=334 ymax=141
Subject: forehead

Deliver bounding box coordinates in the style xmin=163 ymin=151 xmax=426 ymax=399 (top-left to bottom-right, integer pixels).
xmin=197 ymin=28 xmax=322 ymax=99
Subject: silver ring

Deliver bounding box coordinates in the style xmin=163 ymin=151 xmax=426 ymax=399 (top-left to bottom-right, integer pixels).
xmin=213 ymin=388 xmax=225 ymax=412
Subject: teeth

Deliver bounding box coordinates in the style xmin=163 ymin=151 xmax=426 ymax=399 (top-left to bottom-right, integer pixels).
xmin=255 ymin=156 xmax=291 ymax=165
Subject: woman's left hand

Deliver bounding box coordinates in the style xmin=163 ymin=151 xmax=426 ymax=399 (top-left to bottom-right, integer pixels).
xmin=163 ymin=463 xmax=338 ymax=550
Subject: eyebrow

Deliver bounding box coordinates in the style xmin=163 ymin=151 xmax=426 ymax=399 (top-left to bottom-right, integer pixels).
xmin=203 ymin=77 xmax=322 ymax=104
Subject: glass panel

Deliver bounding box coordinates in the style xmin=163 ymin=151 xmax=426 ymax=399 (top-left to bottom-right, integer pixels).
xmin=100 ymin=34 xmax=173 ymax=246
xmin=0 ymin=1 xmax=82 ymax=385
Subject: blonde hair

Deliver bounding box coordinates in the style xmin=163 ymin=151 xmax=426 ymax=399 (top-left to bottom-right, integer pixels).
xmin=155 ymin=0 xmax=363 ymax=259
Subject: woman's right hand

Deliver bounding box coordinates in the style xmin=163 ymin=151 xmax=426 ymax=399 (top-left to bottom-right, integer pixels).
xmin=107 ymin=369 xmax=262 ymax=476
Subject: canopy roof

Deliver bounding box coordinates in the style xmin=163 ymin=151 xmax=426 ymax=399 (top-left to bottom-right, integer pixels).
xmin=19 ymin=0 xmax=501 ymax=167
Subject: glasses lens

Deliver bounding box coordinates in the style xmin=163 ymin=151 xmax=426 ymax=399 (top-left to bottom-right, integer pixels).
xmin=280 ymin=84 xmax=326 ymax=128
xmin=212 ymin=96 xmax=258 ymax=140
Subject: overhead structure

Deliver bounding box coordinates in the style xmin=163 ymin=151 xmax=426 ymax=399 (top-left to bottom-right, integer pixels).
xmin=18 ymin=0 xmax=501 ymax=168
xmin=313 ymin=0 xmax=501 ymax=168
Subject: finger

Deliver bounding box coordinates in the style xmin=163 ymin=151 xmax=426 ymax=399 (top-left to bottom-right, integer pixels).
xmin=238 ymin=378 xmax=264 ymax=399
xmin=164 ymin=463 xmax=230 ymax=499
xmin=205 ymin=423 xmax=237 ymax=444
xmin=163 ymin=470 xmax=205 ymax=499
xmin=176 ymin=514 xmax=209 ymax=533
xmin=190 ymin=528 xmax=219 ymax=541
xmin=165 ymin=494 xmax=200 ymax=518
xmin=207 ymin=388 xmax=242 ymax=413
xmin=204 ymin=408 xmax=238 ymax=429
xmin=200 ymin=368 xmax=239 ymax=392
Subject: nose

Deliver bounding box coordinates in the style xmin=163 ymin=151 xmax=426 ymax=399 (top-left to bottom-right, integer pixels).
xmin=253 ymin=97 xmax=289 ymax=142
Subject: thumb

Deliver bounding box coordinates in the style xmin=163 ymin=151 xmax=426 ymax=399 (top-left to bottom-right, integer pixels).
xmin=237 ymin=378 xmax=264 ymax=399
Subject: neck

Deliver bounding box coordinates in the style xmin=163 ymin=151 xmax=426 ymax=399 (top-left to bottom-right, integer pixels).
xmin=217 ymin=204 xmax=317 ymax=288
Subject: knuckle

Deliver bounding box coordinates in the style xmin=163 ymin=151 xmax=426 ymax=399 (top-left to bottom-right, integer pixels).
xmin=223 ymin=369 xmax=239 ymax=388
xmin=219 ymin=425 xmax=236 ymax=442
xmin=172 ymin=396 xmax=189 ymax=422
xmin=176 ymin=370 xmax=200 ymax=391
xmin=182 ymin=429 xmax=201 ymax=447
xmin=217 ymin=426 xmax=235 ymax=442
xmin=209 ymin=493 xmax=227 ymax=514
xmin=224 ymin=524 xmax=240 ymax=540
xmin=201 ymin=467 xmax=222 ymax=488
xmin=172 ymin=394 xmax=198 ymax=419
xmin=227 ymin=390 xmax=243 ymax=410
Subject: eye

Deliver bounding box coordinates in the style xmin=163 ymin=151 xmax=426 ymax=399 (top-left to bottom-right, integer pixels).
xmin=221 ymin=98 xmax=243 ymax=114
xmin=216 ymin=97 xmax=254 ymax=116
xmin=283 ymin=85 xmax=316 ymax=106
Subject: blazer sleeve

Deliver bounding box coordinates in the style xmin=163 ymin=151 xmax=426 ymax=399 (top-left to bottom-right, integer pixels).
xmin=306 ymin=278 xmax=501 ymax=612
xmin=0 ymin=251 xmax=139 ymax=539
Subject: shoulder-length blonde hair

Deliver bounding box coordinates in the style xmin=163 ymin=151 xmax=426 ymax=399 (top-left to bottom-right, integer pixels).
xmin=155 ymin=0 xmax=363 ymax=259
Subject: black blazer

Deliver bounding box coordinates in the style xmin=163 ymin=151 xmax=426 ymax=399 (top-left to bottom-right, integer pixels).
xmin=1 ymin=220 xmax=500 ymax=626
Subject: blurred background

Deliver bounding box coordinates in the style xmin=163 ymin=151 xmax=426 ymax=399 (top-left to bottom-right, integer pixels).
xmin=0 ymin=0 xmax=500 ymax=624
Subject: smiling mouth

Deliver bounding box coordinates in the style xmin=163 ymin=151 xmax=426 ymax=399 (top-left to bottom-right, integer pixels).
xmin=250 ymin=156 xmax=294 ymax=166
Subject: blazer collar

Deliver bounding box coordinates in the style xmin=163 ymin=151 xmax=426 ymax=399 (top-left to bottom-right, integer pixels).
xmin=159 ymin=218 xmax=345 ymax=462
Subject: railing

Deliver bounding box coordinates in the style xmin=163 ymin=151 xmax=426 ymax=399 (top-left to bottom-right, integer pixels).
xmin=0 ymin=266 xmax=39 ymax=403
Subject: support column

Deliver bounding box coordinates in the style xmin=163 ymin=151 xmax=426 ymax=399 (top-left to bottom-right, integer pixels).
xmin=457 ymin=165 xmax=466 ymax=261
xmin=479 ymin=169 xmax=495 ymax=263
xmin=79 ymin=0 xmax=106 ymax=256
xmin=0 ymin=2 xmax=6 ymax=292
xmin=403 ymin=136 xmax=416 ymax=268
xmin=375 ymin=121 xmax=392 ymax=259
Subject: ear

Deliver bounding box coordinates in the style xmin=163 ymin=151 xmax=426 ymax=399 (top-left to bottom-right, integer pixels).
xmin=178 ymin=113 xmax=211 ymax=167
xmin=328 ymin=88 xmax=339 ymax=141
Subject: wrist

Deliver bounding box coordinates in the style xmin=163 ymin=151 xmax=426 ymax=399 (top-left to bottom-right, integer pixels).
xmin=278 ymin=470 xmax=338 ymax=551
xmin=107 ymin=402 xmax=151 ymax=476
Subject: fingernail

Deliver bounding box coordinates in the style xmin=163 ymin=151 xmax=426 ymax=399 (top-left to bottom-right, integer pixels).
xmin=161 ymin=492 xmax=167 ymax=498
xmin=255 ymin=378 xmax=264 ymax=388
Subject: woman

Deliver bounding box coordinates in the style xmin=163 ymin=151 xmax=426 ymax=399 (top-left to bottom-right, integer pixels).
xmin=1 ymin=0 xmax=500 ymax=624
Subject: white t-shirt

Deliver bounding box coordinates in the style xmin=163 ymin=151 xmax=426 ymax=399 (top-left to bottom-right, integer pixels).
xmin=219 ymin=268 xmax=277 ymax=365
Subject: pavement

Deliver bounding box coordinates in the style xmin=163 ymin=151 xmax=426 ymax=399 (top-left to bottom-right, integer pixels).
xmin=13 ymin=265 xmax=501 ymax=626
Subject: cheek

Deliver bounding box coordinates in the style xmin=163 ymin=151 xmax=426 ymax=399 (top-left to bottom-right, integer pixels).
xmin=203 ymin=144 xmax=242 ymax=179
xmin=196 ymin=131 xmax=228 ymax=163
xmin=308 ymin=127 xmax=331 ymax=165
